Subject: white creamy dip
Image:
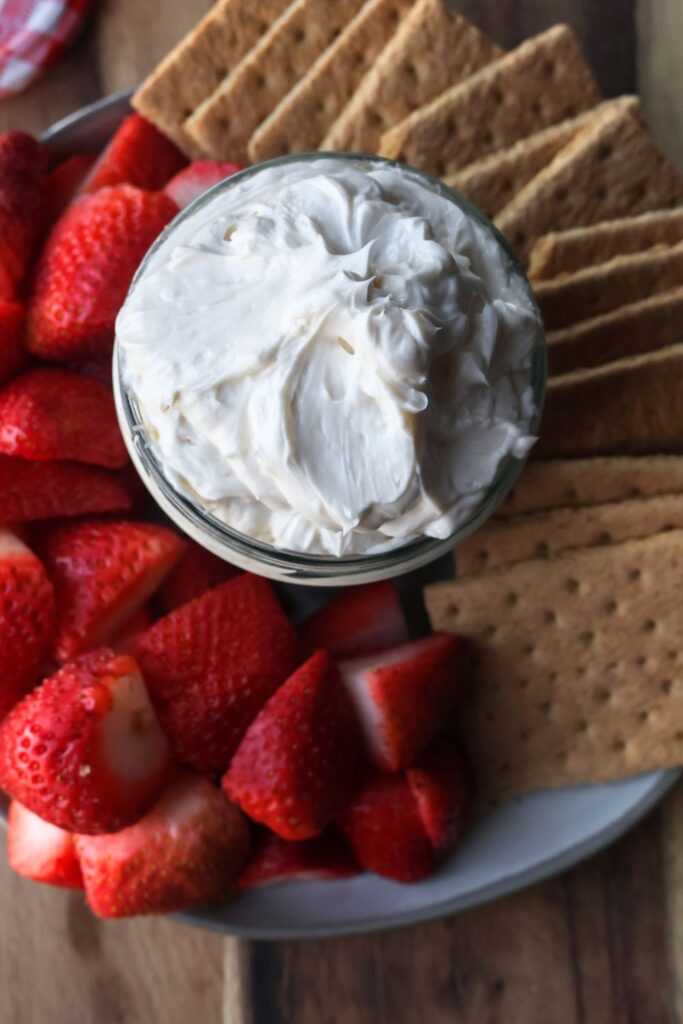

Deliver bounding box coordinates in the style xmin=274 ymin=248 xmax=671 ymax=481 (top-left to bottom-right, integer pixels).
xmin=116 ymin=157 xmax=541 ymax=556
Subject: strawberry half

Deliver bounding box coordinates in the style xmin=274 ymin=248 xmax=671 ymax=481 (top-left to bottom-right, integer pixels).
xmin=0 ymin=132 xmax=48 ymax=299
xmin=40 ymin=517 xmax=184 ymax=662
xmin=0 ymin=299 xmax=24 ymax=385
xmin=298 ymin=581 xmax=410 ymax=660
xmin=45 ymin=154 xmax=96 ymax=229
xmin=76 ymin=774 xmax=250 ymax=918
xmin=164 ymin=160 xmax=245 ymax=209
xmin=0 ymin=649 xmax=172 ymax=833
xmin=0 ymin=456 xmax=133 ymax=521
xmin=0 ymin=528 xmax=55 ymax=720
xmin=0 ymin=368 xmax=127 ymax=467
xmin=82 ymin=114 xmax=186 ymax=195
xmin=239 ymin=827 xmax=359 ymax=889
xmin=406 ymin=738 xmax=472 ymax=856
xmin=160 ymin=539 xmax=239 ymax=612
xmin=136 ymin=574 xmax=297 ymax=772
xmin=339 ymin=768 xmax=434 ymax=883
xmin=339 ymin=634 xmax=460 ymax=771
xmin=7 ymin=800 xmax=83 ymax=889
xmin=223 ymin=650 xmax=361 ymax=840
xmin=26 ymin=185 xmax=178 ymax=362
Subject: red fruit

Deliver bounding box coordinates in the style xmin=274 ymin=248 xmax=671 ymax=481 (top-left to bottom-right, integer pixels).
xmin=7 ymin=800 xmax=83 ymax=889
xmin=339 ymin=769 xmax=434 ymax=883
xmin=76 ymin=774 xmax=250 ymax=918
xmin=0 ymin=132 xmax=48 ymax=299
xmin=299 ymin=581 xmax=409 ymax=660
xmin=406 ymin=738 xmax=472 ymax=856
xmin=0 ymin=456 xmax=133 ymax=521
xmin=164 ymin=160 xmax=245 ymax=209
xmin=160 ymin=539 xmax=239 ymax=611
xmin=0 ymin=528 xmax=55 ymax=720
xmin=340 ymin=634 xmax=460 ymax=771
xmin=239 ymin=828 xmax=359 ymax=889
xmin=0 ymin=369 xmax=127 ymax=467
xmin=0 ymin=649 xmax=172 ymax=833
xmin=45 ymin=154 xmax=96 ymax=227
xmin=40 ymin=518 xmax=184 ymax=662
xmin=0 ymin=299 xmax=24 ymax=384
xmin=82 ymin=114 xmax=186 ymax=195
xmin=26 ymin=185 xmax=178 ymax=362
xmin=110 ymin=604 xmax=152 ymax=655
xmin=223 ymin=650 xmax=360 ymax=840
xmin=137 ymin=574 xmax=297 ymax=772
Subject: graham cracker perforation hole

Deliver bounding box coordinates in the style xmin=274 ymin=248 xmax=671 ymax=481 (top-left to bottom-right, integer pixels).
xmin=604 ymin=600 xmax=618 ymax=615
xmin=535 ymin=541 xmax=550 ymax=558
xmin=612 ymin=739 xmax=626 ymax=753
xmin=505 ymin=592 xmax=518 ymax=607
xmin=661 ymin=679 xmax=673 ymax=695
xmin=565 ymin=577 xmax=579 ymax=594
xmin=543 ymin=609 xmax=557 ymax=625
xmin=594 ymin=687 xmax=611 ymax=704
xmin=643 ymin=619 xmax=657 ymax=634
xmin=629 ymin=568 xmax=642 ymax=582
xmin=483 ymin=624 xmax=497 ymax=639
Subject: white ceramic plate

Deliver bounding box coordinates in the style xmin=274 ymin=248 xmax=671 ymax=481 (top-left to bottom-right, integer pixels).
xmin=2 ymin=92 xmax=674 ymax=940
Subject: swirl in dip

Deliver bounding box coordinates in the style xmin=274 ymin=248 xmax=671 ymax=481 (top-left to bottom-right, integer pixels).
xmin=116 ymin=157 xmax=542 ymax=557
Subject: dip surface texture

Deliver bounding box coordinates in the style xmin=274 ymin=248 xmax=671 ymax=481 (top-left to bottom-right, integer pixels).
xmin=116 ymin=157 xmax=541 ymax=556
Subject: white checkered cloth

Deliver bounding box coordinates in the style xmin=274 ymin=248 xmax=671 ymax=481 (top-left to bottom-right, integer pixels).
xmin=0 ymin=0 xmax=90 ymax=97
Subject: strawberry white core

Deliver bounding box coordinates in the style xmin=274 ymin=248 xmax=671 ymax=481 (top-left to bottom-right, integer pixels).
xmin=100 ymin=670 xmax=169 ymax=783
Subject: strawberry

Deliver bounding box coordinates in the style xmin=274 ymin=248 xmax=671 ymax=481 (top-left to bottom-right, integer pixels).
xmin=7 ymin=800 xmax=83 ymax=889
xmin=0 ymin=649 xmax=172 ymax=833
xmin=26 ymin=185 xmax=178 ymax=362
xmin=137 ymin=574 xmax=297 ymax=772
xmin=164 ymin=160 xmax=245 ymax=209
xmin=339 ymin=634 xmax=460 ymax=771
xmin=223 ymin=650 xmax=361 ymax=840
xmin=0 ymin=299 xmax=24 ymax=384
xmin=0 ymin=528 xmax=55 ymax=720
xmin=76 ymin=774 xmax=250 ymax=918
xmin=0 ymin=456 xmax=133 ymax=521
xmin=110 ymin=604 xmax=152 ymax=655
xmin=0 ymin=132 xmax=48 ymax=299
xmin=160 ymin=539 xmax=239 ymax=612
xmin=406 ymin=738 xmax=472 ymax=856
xmin=45 ymin=154 xmax=96 ymax=228
xmin=39 ymin=517 xmax=184 ymax=662
xmin=239 ymin=827 xmax=358 ymax=889
xmin=338 ymin=769 xmax=434 ymax=883
xmin=299 ymin=581 xmax=409 ymax=660
xmin=0 ymin=369 xmax=127 ymax=467
xmin=82 ymin=114 xmax=186 ymax=195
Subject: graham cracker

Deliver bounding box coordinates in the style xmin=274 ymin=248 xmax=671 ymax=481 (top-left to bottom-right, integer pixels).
xmin=320 ymin=0 xmax=502 ymax=155
xmin=248 ymin=0 xmax=414 ymax=161
xmin=529 ymin=207 xmax=683 ymax=280
xmin=377 ymin=24 xmax=601 ymax=177
xmin=132 ymin=0 xmax=291 ymax=157
xmin=444 ymin=99 xmax=632 ymax=220
xmin=535 ymin=242 xmax=683 ymax=331
xmin=547 ymin=286 xmax=683 ymax=376
xmin=496 ymin=101 xmax=683 ymax=264
xmin=457 ymin=493 xmax=683 ymax=577
xmin=426 ymin=530 xmax=683 ymax=798
xmin=185 ymin=0 xmax=367 ymax=161
xmin=536 ymin=343 xmax=683 ymax=458
xmin=498 ymin=456 xmax=683 ymax=518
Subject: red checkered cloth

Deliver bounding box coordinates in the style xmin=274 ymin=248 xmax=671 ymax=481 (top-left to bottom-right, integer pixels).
xmin=0 ymin=0 xmax=90 ymax=97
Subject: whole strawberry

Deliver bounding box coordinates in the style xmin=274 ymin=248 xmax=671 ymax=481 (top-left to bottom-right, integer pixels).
xmin=26 ymin=185 xmax=178 ymax=362
xmin=0 ymin=132 xmax=48 ymax=299
xmin=0 ymin=649 xmax=172 ymax=833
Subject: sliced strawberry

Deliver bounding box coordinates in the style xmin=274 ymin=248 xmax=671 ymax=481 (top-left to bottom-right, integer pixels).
xmin=0 ymin=456 xmax=133 ymax=521
xmin=0 ymin=369 xmax=127 ymax=467
xmin=45 ymin=154 xmax=96 ymax=228
xmin=40 ymin=518 xmax=184 ymax=662
xmin=0 ymin=649 xmax=172 ymax=833
xmin=339 ymin=768 xmax=434 ymax=883
xmin=0 ymin=528 xmax=55 ymax=720
xmin=26 ymin=185 xmax=178 ymax=362
xmin=223 ymin=650 xmax=361 ymax=840
xmin=299 ymin=581 xmax=409 ymax=660
xmin=164 ymin=160 xmax=245 ymax=209
xmin=0 ymin=299 xmax=24 ymax=384
xmin=0 ymin=132 xmax=48 ymax=299
xmin=7 ymin=800 xmax=83 ymax=889
xmin=406 ymin=738 xmax=472 ymax=856
xmin=339 ymin=634 xmax=460 ymax=771
xmin=76 ymin=774 xmax=250 ymax=918
xmin=137 ymin=574 xmax=296 ymax=771
xmin=160 ymin=539 xmax=239 ymax=612
xmin=82 ymin=114 xmax=186 ymax=195
xmin=110 ymin=604 xmax=152 ymax=655
xmin=239 ymin=827 xmax=358 ymax=889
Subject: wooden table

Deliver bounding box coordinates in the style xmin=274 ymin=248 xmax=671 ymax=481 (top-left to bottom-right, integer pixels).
xmin=1 ymin=2 xmax=681 ymax=1021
